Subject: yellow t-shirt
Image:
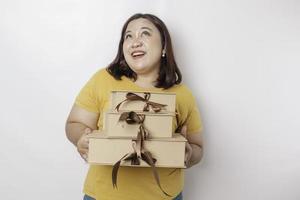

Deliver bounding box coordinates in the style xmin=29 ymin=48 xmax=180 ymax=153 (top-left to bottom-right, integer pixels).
xmin=75 ymin=68 xmax=203 ymax=200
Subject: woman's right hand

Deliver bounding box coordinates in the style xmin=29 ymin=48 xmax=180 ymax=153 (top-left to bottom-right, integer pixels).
xmin=77 ymin=127 xmax=92 ymax=162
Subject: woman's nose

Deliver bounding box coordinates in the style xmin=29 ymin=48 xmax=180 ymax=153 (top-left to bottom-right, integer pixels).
xmin=131 ymin=38 xmax=143 ymax=48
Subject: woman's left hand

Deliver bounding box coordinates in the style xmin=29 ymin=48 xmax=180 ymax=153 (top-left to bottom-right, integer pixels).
xmin=180 ymin=125 xmax=193 ymax=168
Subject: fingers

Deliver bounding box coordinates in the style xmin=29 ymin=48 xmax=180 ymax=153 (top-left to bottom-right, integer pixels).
xmin=78 ymin=146 xmax=89 ymax=162
xmin=80 ymin=137 xmax=89 ymax=148
xmin=185 ymin=142 xmax=193 ymax=168
xmin=185 ymin=143 xmax=192 ymax=161
xmin=179 ymin=124 xmax=193 ymax=167
xmin=77 ymin=134 xmax=89 ymax=149
xmin=78 ymin=147 xmax=88 ymax=163
xmin=77 ymin=127 xmax=92 ymax=162
xmin=77 ymin=146 xmax=88 ymax=154
xmin=80 ymin=153 xmax=88 ymax=162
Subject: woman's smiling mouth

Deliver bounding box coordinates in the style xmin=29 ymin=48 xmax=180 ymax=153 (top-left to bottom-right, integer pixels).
xmin=131 ymin=50 xmax=146 ymax=59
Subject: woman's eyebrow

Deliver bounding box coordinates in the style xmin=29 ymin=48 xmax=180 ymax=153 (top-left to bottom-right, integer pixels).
xmin=125 ymin=27 xmax=152 ymax=35
xmin=141 ymin=27 xmax=153 ymax=31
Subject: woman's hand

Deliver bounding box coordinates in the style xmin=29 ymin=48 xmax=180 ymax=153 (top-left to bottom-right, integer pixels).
xmin=77 ymin=127 xmax=91 ymax=162
xmin=179 ymin=124 xmax=203 ymax=168
xmin=180 ymin=125 xmax=193 ymax=168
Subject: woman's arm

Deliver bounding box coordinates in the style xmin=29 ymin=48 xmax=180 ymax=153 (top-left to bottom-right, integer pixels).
xmin=65 ymin=104 xmax=99 ymax=160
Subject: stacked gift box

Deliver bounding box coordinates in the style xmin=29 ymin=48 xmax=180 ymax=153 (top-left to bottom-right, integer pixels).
xmin=88 ymin=91 xmax=186 ymax=170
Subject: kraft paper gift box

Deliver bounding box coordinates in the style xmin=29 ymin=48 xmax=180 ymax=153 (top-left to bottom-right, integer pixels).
xmin=88 ymin=132 xmax=187 ymax=168
xmin=103 ymin=111 xmax=174 ymax=139
xmin=110 ymin=90 xmax=176 ymax=113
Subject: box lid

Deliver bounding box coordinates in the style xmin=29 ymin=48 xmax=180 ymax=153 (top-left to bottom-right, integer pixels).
xmin=111 ymin=90 xmax=176 ymax=95
xmin=87 ymin=131 xmax=187 ymax=142
xmin=106 ymin=111 xmax=176 ymax=116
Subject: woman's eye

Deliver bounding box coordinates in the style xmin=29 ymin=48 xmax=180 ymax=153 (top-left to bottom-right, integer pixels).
xmin=142 ymin=31 xmax=151 ymax=36
xmin=124 ymin=34 xmax=132 ymax=39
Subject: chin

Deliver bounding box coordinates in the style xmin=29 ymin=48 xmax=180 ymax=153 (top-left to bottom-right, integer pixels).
xmin=129 ymin=65 xmax=150 ymax=73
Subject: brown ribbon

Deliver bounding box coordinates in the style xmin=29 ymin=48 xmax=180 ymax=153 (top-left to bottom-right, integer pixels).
xmin=112 ymin=111 xmax=172 ymax=197
xmin=115 ymin=92 xmax=167 ymax=112
xmin=118 ymin=111 xmax=149 ymax=139
xmin=112 ymin=131 xmax=171 ymax=197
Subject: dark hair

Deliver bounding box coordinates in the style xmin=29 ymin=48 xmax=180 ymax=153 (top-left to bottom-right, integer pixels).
xmin=106 ymin=13 xmax=182 ymax=89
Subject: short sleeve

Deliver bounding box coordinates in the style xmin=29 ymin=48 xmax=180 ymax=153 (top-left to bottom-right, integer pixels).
xmin=176 ymin=85 xmax=203 ymax=134
xmin=75 ymin=72 xmax=101 ymax=113
xmin=185 ymin=94 xmax=203 ymax=133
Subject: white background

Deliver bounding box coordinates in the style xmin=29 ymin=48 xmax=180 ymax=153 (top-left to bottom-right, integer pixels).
xmin=0 ymin=0 xmax=299 ymax=199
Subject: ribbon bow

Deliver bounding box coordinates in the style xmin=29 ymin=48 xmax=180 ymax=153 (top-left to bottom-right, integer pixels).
xmin=118 ymin=111 xmax=149 ymax=139
xmin=115 ymin=92 xmax=167 ymax=112
xmin=112 ymin=130 xmax=172 ymax=197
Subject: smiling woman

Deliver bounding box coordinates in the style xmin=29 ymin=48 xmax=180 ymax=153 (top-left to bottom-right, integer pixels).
xmin=107 ymin=13 xmax=181 ymax=89
xmin=65 ymin=13 xmax=203 ymax=200
xmin=122 ymin=18 xmax=163 ymax=79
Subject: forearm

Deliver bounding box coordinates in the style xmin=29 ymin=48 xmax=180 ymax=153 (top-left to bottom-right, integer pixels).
xmin=65 ymin=122 xmax=92 ymax=146
xmin=188 ymin=144 xmax=203 ymax=167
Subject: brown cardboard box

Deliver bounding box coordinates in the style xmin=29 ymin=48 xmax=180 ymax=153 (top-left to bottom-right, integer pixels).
xmin=110 ymin=90 xmax=176 ymax=113
xmin=88 ymin=132 xmax=186 ymax=168
xmin=104 ymin=111 xmax=174 ymax=138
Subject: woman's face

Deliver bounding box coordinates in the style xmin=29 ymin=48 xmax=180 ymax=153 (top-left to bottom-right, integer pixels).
xmin=123 ymin=18 xmax=163 ymax=75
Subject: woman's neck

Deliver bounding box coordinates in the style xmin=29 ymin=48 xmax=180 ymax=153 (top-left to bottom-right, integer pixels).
xmin=134 ymin=69 xmax=159 ymax=89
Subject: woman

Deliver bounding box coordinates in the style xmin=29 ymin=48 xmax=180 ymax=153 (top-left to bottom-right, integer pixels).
xmin=66 ymin=13 xmax=203 ymax=200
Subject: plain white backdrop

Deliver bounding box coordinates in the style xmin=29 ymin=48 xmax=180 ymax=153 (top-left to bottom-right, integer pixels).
xmin=1 ymin=0 xmax=299 ymax=199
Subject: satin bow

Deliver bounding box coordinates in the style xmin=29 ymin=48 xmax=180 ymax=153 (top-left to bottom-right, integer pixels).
xmin=115 ymin=92 xmax=167 ymax=112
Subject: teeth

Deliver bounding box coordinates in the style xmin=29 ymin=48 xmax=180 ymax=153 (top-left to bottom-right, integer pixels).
xmin=132 ymin=52 xmax=145 ymax=57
